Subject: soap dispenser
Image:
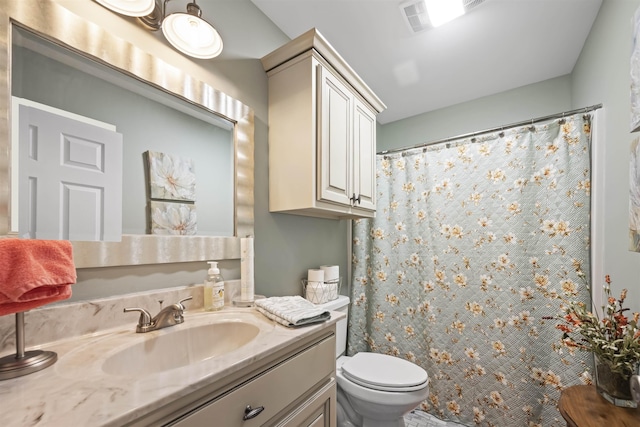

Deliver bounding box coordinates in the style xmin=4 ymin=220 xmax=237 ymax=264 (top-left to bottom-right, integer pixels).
xmin=204 ymin=261 xmax=225 ymax=311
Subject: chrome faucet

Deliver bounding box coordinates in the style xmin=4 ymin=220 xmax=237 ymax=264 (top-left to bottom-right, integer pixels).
xmin=124 ymin=296 xmax=193 ymax=333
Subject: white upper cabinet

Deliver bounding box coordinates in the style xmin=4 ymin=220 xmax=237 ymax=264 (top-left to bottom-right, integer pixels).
xmin=261 ymin=28 xmax=385 ymax=219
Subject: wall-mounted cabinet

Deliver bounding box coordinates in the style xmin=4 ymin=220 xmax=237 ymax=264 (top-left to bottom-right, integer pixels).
xmin=262 ymin=28 xmax=386 ymax=219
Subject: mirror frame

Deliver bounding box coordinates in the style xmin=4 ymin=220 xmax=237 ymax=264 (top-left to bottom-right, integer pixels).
xmin=0 ymin=1 xmax=254 ymax=268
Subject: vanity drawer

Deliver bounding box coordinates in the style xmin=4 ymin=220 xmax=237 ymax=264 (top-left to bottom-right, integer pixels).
xmin=169 ymin=334 xmax=335 ymax=427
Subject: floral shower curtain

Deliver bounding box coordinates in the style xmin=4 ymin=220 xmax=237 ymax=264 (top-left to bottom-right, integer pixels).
xmin=348 ymin=113 xmax=594 ymax=426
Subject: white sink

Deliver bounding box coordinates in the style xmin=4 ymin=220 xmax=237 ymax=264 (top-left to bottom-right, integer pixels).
xmin=102 ymin=320 xmax=260 ymax=376
xmin=55 ymin=309 xmax=275 ymax=378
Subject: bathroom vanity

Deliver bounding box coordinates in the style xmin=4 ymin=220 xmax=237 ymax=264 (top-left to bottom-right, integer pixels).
xmin=165 ymin=329 xmax=336 ymax=427
xmin=0 ymin=289 xmax=341 ymax=427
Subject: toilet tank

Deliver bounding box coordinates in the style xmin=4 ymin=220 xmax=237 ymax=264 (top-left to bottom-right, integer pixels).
xmin=318 ymin=295 xmax=350 ymax=357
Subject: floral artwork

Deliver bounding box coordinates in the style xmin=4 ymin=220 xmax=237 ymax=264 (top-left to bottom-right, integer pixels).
xmin=147 ymin=151 xmax=196 ymax=201
xmin=632 ymin=6 xmax=640 ymax=132
xmin=631 ymin=137 xmax=640 ymax=252
xmin=349 ymin=113 xmax=593 ymax=426
xmin=150 ymin=201 xmax=197 ymax=235
xmin=146 ymin=151 xmax=198 ymax=236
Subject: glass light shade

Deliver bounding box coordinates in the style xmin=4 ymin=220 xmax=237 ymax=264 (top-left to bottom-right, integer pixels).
xmin=425 ymin=0 xmax=465 ymax=27
xmin=162 ymin=13 xmax=223 ymax=59
xmin=95 ymin=0 xmax=155 ymax=17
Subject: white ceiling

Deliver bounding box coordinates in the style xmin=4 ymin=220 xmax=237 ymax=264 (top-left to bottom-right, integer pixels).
xmin=247 ymin=0 xmax=603 ymax=124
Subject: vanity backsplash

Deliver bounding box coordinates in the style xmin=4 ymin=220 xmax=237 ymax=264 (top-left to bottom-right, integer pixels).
xmin=0 ymin=280 xmax=241 ymax=356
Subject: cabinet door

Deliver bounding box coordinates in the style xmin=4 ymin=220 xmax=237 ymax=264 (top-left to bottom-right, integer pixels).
xmin=317 ymin=65 xmax=352 ymax=207
xmin=275 ymin=380 xmax=336 ymax=427
xmin=352 ymin=98 xmax=376 ymax=212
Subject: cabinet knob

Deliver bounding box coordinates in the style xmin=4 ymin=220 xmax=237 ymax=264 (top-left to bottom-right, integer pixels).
xmin=242 ymin=404 xmax=265 ymax=421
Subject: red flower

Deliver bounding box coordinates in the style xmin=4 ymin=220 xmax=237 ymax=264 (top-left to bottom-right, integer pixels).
xmin=614 ymin=314 xmax=628 ymax=327
xmin=564 ymin=312 xmax=582 ymax=326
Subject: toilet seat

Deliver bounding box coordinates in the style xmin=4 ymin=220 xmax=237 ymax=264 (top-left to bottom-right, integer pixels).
xmin=341 ymin=353 xmax=428 ymax=392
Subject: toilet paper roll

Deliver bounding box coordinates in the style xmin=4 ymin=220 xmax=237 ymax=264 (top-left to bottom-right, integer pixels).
xmin=321 ymin=265 xmax=339 ymax=282
xmin=306 ymin=281 xmax=326 ymax=291
xmin=327 ymin=282 xmax=339 ymax=300
xmin=305 ymin=281 xmax=329 ymax=304
xmin=308 ymin=269 xmax=325 ymax=282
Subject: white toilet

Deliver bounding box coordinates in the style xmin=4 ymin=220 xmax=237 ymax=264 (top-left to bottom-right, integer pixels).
xmin=319 ymin=296 xmax=429 ymax=427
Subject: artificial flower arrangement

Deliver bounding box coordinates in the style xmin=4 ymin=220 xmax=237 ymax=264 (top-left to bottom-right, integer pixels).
xmin=552 ymin=274 xmax=640 ymax=379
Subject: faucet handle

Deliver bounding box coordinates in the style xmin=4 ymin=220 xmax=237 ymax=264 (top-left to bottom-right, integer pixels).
xmin=177 ymin=296 xmax=193 ymax=310
xmin=123 ymin=307 xmax=152 ymax=327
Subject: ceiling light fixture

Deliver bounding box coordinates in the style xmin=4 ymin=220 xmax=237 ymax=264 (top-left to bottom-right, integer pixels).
xmin=95 ymin=0 xmax=223 ymax=59
xmin=161 ymin=2 xmax=223 ymax=59
xmin=95 ymin=0 xmax=155 ymax=17
xmin=425 ymin=0 xmax=465 ymax=27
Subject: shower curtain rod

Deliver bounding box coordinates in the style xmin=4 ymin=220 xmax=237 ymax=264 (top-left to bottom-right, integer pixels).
xmin=377 ymin=103 xmax=603 ymax=155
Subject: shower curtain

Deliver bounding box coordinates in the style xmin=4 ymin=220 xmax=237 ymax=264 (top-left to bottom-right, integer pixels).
xmin=348 ymin=113 xmax=594 ymax=427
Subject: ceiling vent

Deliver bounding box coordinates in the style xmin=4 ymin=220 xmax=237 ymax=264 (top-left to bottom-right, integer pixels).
xmin=400 ymin=0 xmax=485 ymax=34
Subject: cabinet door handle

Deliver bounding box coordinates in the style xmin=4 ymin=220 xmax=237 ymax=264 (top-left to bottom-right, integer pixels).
xmin=350 ymin=193 xmax=361 ymax=205
xmin=242 ymin=405 xmax=265 ymax=421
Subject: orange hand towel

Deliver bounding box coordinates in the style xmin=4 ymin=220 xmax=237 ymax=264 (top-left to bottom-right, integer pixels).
xmin=0 ymin=239 xmax=76 ymax=316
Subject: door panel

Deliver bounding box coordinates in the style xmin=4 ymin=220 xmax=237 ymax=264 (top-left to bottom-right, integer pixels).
xmin=353 ymin=99 xmax=376 ymax=212
xmin=318 ymin=65 xmax=352 ymax=206
xmin=18 ymin=104 xmax=123 ymax=241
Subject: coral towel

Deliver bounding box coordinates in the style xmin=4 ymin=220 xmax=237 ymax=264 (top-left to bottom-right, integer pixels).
xmin=0 ymin=239 xmax=76 ymax=316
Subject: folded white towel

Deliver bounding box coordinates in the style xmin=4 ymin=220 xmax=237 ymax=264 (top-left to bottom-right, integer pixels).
xmin=254 ymin=296 xmax=331 ymax=327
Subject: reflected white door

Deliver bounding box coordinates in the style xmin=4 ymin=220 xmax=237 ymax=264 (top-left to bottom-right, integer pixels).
xmin=17 ymin=104 xmax=123 ymax=241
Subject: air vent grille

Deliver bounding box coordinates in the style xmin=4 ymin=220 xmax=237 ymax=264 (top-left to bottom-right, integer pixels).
xmin=401 ymin=0 xmax=429 ymax=34
xmin=400 ymin=0 xmax=485 ymax=34
xmin=464 ymin=0 xmax=485 ymax=10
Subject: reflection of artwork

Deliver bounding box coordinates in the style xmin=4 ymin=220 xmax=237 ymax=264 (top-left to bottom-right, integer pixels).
xmin=632 ymin=6 xmax=640 ymax=132
xmin=150 ymin=201 xmax=197 ymax=235
xmin=147 ymin=151 xmax=196 ymax=201
xmin=630 ymin=138 xmax=640 ymax=252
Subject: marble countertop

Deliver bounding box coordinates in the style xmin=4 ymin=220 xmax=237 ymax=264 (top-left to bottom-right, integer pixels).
xmin=0 ymin=307 xmax=342 ymax=427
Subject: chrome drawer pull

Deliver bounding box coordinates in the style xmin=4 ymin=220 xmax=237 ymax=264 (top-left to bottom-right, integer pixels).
xmin=242 ymin=405 xmax=264 ymax=420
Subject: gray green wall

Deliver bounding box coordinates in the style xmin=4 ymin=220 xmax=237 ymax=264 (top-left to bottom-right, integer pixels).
xmin=571 ymin=0 xmax=640 ymax=311
xmin=378 ymin=75 xmax=572 ymax=152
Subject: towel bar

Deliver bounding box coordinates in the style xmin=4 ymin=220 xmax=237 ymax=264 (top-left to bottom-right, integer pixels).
xmin=0 ymin=312 xmax=57 ymax=380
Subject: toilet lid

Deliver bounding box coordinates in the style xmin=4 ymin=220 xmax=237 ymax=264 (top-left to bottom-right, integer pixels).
xmin=341 ymin=353 xmax=428 ymax=392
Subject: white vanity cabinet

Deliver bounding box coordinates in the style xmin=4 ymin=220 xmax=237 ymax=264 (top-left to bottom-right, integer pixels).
xmin=127 ymin=325 xmax=337 ymax=427
xmin=262 ymin=28 xmax=385 ymax=219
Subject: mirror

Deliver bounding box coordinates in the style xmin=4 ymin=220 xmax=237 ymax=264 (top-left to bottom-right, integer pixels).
xmin=12 ymin=29 xmax=234 ymax=239
xmin=0 ymin=0 xmax=254 ymax=268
